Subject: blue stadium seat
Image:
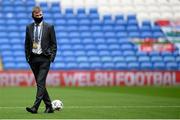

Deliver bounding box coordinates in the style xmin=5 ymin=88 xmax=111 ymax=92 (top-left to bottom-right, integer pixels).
xmin=1 ymin=51 xmax=13 ymax=56
xmin=128 ymin=62 xmax=140 ymax=70
xmin=77 ymin=56 xmax=88 ymax=62
xmin=111 ymin=50 xmax=122 ymax=56
xmin=82 ymin=38 xmax=93 ymax=43
xmin=53 ymin=63 xmax=66 ymax=69
xmin=66 ymin=62 xmax=78 ymax=69
xmin=3 ymin=6 xmax=14 ymax=12
xmin=127 ymin=14 xmax=136 ymax=21
xmin=79 ymin=19 xmax=91 ymax=25
xmin=62 ymin=50 xmax=74 ymax=56
xmin=104 ymin=32 xmax=116 ymax=38
xmin=94 ymin=38 xmax=105 ymax=43
xmin=140 ymin=31 xmax=152 ymax=38
xmin=67 ymin=19 xmax=78 ymax=25
xmin=113 ymin=56 xmax=125 ymax=62
xmin=65 ymin=8 xmax=74 ymax=14
xmin=3 ymin=62 xmax=16 ymax=70
xmin=123 ymin=50 xmax=136 ymax=56
xmin=114 ymin=26 xmax=126 ymax=32
xmin=78 ymin=26 xmax=89 ymax=32
xmin=0 ymin=44 xmax=11 ymax=50
xmin=77 ymin=8 xmax=86 ymax=15
xmin=15 ymin=57 xmax=26 ymax=62
xmin=71 ymin=44 xmax=84 ymax=50
xmin=151 ymin=56 xmax=163 ymax=62
xmin=128 ymin=32 xmax=140 ymax=38
xmin=78 ymin=62 xmax=90 ymax=69
xmin=2 ymin=56 xmax=14 ymax=62
xmin=115 ymin=62 xmax=127 ymax=70
xmin=176 ymin=56 xmax=180 ymax=62
xmin=87 ymin=50 xmax=98 ymax=56
xmin=141 ymin=62 xmax=153 ymax=70
xmin=60 ymin=44 xmax=72 ymax=50
xmin=152 ymin=32 xmax=164 ymax=38
xmin=127 ymin=25 xmax=139 ymax=32
xmin=107 ymin=38 xmax=118 ymax=43
xmin=153 ymin=62 xmax=166 ymax=70
xmin=69 ymin=32 xmax=80 ymax=38
xmin=91 ymin=62 xmax=102 ymax=69
xmin=126 ymin=56 xmax=137 ymax=62
xmin=161 ymin=51 xmax=173 ymax=57
xmin=138 ymin=56 xmax=150 ymax=62
xmin=92 ymin=32 xmax=104 ymax=38
xmin=136 ymin=51 xmax=148 ymax=56
xmin=97 ymin=44 xmax=108 ymax=50
xmin=121 ymin=43 xmax=133 ymax=50
xmin=115 ymin=15 xmax=124 ymax=21
xmin=109 ymin=44 xmax=120 ymax=51
xmin=84 ymin=44 xmax=96 ymax=50
xmin=89 ymin=8 xmax=98 ymax=15
xmin=64 ymin=56 xmax=76 ymax=62
xmin=14 ymin=51 xmax=24 ymax=56
xmin=148 ymin=51 xmax=160 ymax=56
xmin=0 ymin=38 xmax=9 ymax=44
xmin=102 ymin=26 xmax=113 ymax=32
xmin=74 ymin=51 xmax=86 ymax=56
xmin=81 ymin=32 xmax=91 ymax=38
xmin=116 ymin=32 xmax=128 ymax=38
xmin=166 ymin=62 xmax=178 ymax=70
xmin=99 ymin=50 xmax=110 ymax=56
xmin=89 ymin=56 xmax=100 ymax=62
xmin=90 ymin=26 xmax=101 ymax=32
xmin=1 ymin=0 xmax=13 ymax=5
xmin=14 ymin=6 xmax=26 ymax=12
xmin=101 ymin=56 xmax=112 ymax=62
xmin=16 ymin=13 xmax=28 ymax=19
xmin=141 ymin=21 xmax=152 ymax=27
xmin=103 ymin=62 xmax=115 ymax=69
xmin=164 ymin=56 xmax=175 ymax=62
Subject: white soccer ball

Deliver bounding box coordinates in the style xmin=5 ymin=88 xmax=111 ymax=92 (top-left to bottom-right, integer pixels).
xmin=51 ymin=100 xmax=63 ymax=111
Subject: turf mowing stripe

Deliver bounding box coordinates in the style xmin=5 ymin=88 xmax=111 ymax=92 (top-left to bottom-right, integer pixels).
xmin=0 ymin=105 xmax=180 ymax=109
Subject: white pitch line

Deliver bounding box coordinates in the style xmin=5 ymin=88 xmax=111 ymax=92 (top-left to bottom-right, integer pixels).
xmin=0 ymin=105 xmax=180 ymax=109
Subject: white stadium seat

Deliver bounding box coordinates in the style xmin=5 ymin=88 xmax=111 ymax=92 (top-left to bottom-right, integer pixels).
xmin=133 ymin=0 xmax=146 ymax=5
xmin=97 ymin=0 xmax=109 ymax=7
xmin=85 ymin=0 xmax=98 ymax=8
xmin=144 ymin=0 xmax=157 ymax=5
xmin=161 ymin=12 xmax=174 ymax=20
xmin=156 ymin=0 xmax=169 ymax=5
xmin=109 ymin=0 xmax=121 ymax=6
xmin=150 ymin=12 xmax=161 ymax=21
xmin=73 ymin=0 xmax=85 ymax=13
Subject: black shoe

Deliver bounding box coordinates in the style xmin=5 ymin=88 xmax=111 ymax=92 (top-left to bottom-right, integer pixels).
xmin=44 ymin=107 xmax=54 ymax=113
xmin=26 ymin=107 xmax=37 ymax=114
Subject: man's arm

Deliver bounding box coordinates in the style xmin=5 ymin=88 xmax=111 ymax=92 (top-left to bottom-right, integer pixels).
xmin=25 ymin=26 xmax=30 ymax=62
xmin=50 ymin=25 xmax=57 ymax=62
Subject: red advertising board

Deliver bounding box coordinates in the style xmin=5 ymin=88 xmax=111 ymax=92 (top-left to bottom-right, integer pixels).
xmin=0 ymin=70 xmax=180 ymax=86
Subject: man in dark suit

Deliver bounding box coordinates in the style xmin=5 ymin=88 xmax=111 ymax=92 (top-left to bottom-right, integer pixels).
xmin=25 ymin=6 xmax=57 ymax=114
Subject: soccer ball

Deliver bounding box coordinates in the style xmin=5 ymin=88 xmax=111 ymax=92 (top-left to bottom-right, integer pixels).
xmin=51 ymin=100 xmax=63 ymax=111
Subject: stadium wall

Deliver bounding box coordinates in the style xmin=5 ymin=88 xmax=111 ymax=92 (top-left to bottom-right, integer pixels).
xmin=0 ymin=70 xmax=179 ymax=87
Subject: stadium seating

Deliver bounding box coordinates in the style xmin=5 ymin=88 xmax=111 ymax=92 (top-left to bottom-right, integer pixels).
xmin=0 ymin=0 xmax=179 ymax=70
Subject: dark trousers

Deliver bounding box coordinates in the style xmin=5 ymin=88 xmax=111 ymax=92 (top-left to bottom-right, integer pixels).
xmin=29 ymin=54 xmax=51 ymax=109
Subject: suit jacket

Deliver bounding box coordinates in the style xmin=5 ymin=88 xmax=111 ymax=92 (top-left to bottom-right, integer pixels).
xmin=25 ymin=22 xmax=57 ymax=62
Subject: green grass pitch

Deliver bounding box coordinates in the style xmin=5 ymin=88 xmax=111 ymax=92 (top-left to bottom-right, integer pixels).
xmin=0 ymin=86 xmax=180 ymax=119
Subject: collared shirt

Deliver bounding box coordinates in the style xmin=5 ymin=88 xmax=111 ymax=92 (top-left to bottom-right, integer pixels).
xmin=32 ymin=22 xmax=43 ymax=54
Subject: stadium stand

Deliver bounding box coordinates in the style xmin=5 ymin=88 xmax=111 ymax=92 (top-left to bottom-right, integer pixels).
xmin=0 ymin=0 xmax=179 ymax=70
